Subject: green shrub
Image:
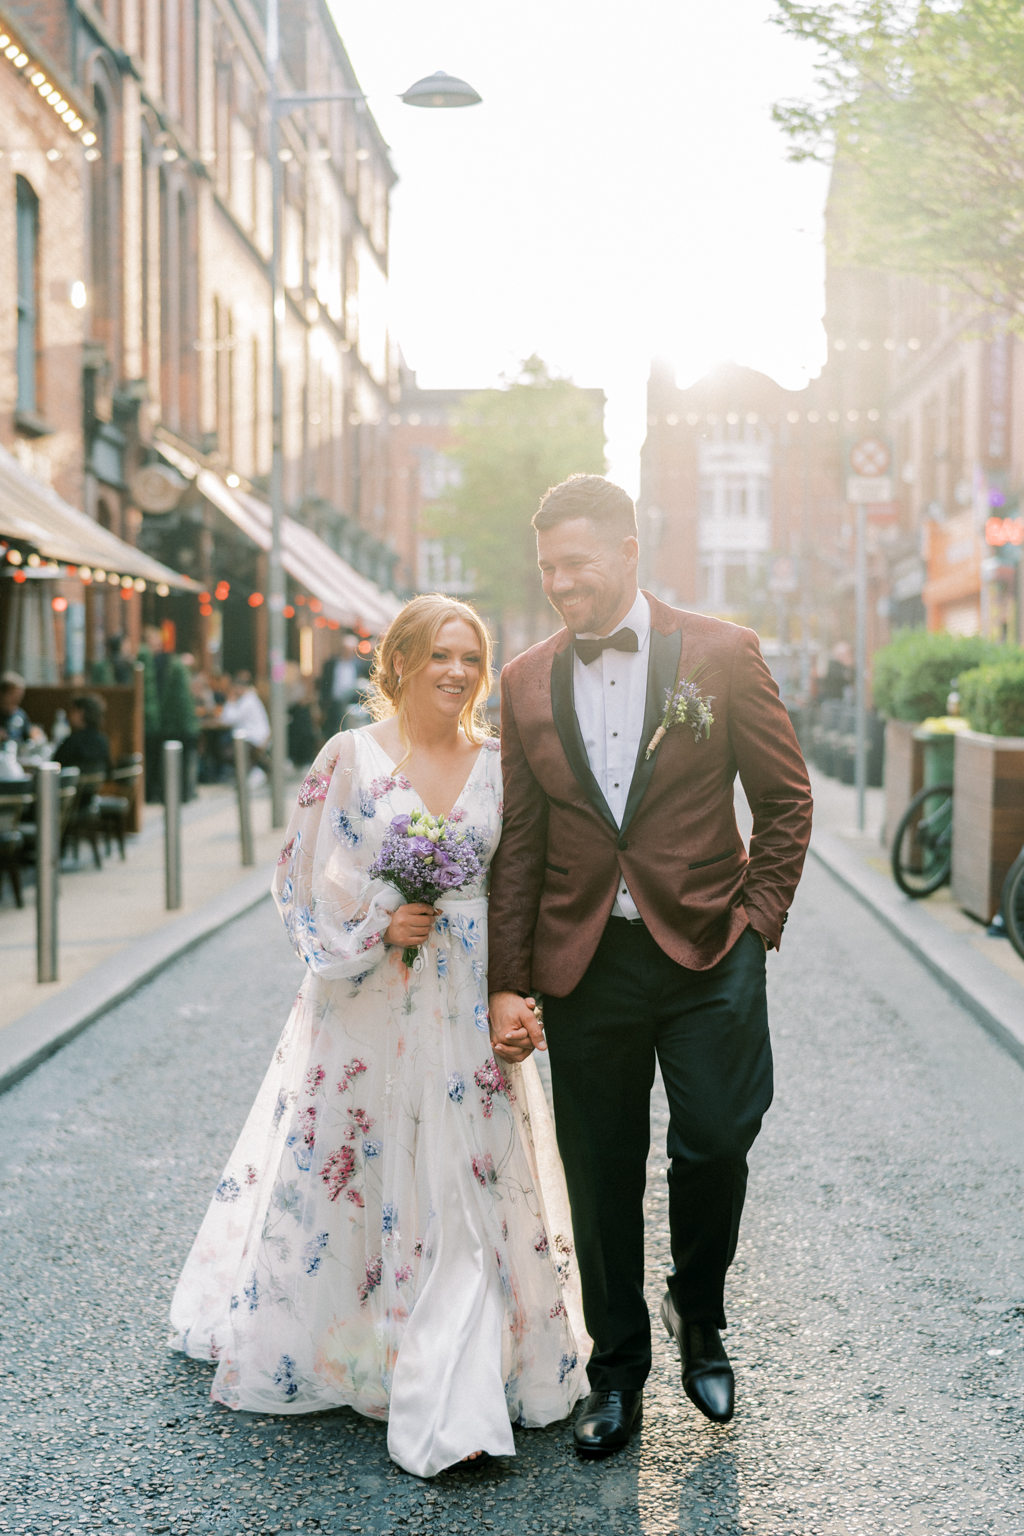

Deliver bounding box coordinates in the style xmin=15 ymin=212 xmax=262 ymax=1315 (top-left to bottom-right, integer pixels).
xmin=871 ymin=629 xmax=1006 ymax=721
xmin=958 ymin=658 xmax=1024 ymax=737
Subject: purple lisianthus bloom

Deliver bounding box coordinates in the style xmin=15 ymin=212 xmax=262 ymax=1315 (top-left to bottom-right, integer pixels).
xmin=368 ymin=808 xmax=483 ymax=945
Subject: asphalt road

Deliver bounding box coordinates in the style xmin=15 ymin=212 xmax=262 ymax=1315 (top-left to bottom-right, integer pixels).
xmin=2 ymin=856 xmax=1024 ymax=1536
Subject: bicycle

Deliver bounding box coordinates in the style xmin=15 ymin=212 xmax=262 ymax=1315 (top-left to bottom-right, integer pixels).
xmin=890 ymin=781 xmax=954 ymax=898
xmin=1001 ymin=845 xmax=1024 ymax=961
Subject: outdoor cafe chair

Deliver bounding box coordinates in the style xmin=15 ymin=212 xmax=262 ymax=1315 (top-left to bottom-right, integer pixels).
xmin=95 ymin=753 xmax=144 ymax=861
xmin=0 ymin=791 xmax=33 ymax=908
xmin=5 ymin=771 xmax=79 ymax=887
xmin=63 ymin=770 xmax=107 ymax=870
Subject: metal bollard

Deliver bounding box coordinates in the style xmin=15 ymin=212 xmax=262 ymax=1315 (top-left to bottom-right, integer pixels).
xmin=35 ymin=761 xmax=61 ymax=983
xmin=163 ymin=739 xmax=183 ymax=910
xmin=233 ymin=731 xmax=255 ymax=867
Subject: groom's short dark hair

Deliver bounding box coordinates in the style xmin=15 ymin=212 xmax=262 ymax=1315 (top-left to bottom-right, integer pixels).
xmin=532 ymin=474 xmax=638 ymax=541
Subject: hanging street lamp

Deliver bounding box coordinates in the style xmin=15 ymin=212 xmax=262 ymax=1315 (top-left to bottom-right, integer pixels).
xmin=264 ymin=0 xmax=481 ymax=826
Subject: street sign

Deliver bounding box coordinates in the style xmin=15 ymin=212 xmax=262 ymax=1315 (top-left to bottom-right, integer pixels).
xmin=849 ymin=437 xmax=891 ymax=477
xmin=847 ymin=475 xmax=893 ymax=504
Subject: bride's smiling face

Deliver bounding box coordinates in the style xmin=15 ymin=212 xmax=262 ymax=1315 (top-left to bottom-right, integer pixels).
xmin=398 ymin=619 xmax=482 ymax=722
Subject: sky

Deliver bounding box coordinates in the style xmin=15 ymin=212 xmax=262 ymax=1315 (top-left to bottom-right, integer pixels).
xmin=331 ymin=0 xmax=832 ymax=494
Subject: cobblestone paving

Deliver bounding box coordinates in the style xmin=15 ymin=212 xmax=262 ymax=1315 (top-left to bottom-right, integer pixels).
xmin=3 ymin=858 xmax=1024 ymax=1536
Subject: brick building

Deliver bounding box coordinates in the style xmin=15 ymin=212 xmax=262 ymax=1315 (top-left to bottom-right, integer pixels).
xmin=1 ymin=2 xmax=194 ymax=682
xmin=2 ymin=0 xmax=402 ymax=692
xmin=638 ymin=358 xmax=873 ymax=701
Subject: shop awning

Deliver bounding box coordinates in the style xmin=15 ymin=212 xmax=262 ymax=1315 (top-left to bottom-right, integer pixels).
xmin=0 ymin=443 xmax=195 ymax=588
xmin=156 ymin=439 xmax=401 ymax=632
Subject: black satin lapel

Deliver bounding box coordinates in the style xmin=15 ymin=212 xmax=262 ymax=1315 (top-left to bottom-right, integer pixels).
xmin=550 ymin=645 xmax=617 ymax=830
xmin=620 ymin=626 xmax=683 ymax=835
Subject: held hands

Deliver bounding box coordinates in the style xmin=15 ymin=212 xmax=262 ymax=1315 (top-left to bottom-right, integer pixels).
xmin=489 ymin=991 xmax=545 ymax=1064
xmin=383 ymin=903 xmax=441 ymax=949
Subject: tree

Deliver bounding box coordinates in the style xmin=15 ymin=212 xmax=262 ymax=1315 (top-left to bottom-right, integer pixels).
xmin=429 ymin=357 xmax=606 ymax=646
xmin=773 ymin=1 xmax=1024 ymax=320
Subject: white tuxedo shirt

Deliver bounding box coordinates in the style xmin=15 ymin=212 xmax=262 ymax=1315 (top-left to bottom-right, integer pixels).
xmin=572 ymin=588 xmax=650 ymax=920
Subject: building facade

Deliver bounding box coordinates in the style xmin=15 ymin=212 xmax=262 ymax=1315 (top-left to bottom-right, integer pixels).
xmin=638 ymin=360 xmax=859 ymax=700
xmin=2 ymin=0 xmax=403 ymax=691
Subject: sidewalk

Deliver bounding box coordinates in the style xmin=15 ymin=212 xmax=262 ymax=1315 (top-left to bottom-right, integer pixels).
xmin=808 ymin=767 xmax=1024 ymax=1064
xmin=0 ymin=779 xmax=291 ymax=1091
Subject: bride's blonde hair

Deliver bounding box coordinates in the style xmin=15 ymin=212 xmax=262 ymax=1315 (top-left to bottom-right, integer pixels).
xmin=368 ymin=594 xmax=494 ymax=753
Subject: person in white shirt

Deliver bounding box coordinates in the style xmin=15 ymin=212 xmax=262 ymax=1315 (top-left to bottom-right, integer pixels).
xmin=220 ymin=672 xmax=271 ymax=774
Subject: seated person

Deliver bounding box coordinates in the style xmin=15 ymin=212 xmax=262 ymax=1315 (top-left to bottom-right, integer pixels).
xmin=220 ymin=672 xmax=271 ymax=771
xmin=55 ymin=695 xmax=112 ymax=778
xmin=1 ymin=670 xmax=44 ymax=745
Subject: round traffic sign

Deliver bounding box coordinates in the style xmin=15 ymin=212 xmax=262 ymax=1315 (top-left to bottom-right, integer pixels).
xmin=850 ymin=437 xmax=890 ymax=476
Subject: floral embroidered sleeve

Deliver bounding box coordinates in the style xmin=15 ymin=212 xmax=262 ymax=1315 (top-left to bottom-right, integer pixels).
xmin=272 ymin=732 xmax=401 ymax=980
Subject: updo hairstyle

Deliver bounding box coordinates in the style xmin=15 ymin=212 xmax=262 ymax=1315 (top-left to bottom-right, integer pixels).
xmin=368 ymin=594 xmax=493 ymax=751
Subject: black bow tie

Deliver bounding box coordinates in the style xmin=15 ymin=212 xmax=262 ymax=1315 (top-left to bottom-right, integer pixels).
xmin=574 ymin=628 xmax=639 ymax=666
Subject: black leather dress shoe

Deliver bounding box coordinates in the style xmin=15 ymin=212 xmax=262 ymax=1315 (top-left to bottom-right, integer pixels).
xmin=660 ymin=1291 xmax=735 ymax=1424
xmin=573 ymin=1389 xmax=643 ymax=1456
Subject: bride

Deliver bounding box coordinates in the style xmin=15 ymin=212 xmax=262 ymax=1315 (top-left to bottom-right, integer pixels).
xmin=170 ymin=594 xmax=589 ymax=1477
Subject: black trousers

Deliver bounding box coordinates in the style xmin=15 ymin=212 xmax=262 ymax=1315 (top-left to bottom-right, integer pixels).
xmin=543 ymin=919 xmax=773 ymax=1392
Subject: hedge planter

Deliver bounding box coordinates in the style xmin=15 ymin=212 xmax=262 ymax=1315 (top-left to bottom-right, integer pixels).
xmin=884 ymin=719 xmax=925 ymax=843
xmin=951 ymin=730 xmax=1024 ymax=923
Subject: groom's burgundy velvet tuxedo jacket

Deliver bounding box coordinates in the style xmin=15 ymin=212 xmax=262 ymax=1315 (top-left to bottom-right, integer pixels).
xmin=487 ymin=593 xmax=813 ymax=999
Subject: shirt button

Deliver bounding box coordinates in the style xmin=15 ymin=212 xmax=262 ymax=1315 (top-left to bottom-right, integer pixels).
xmin=614 ymin=782 xmax=619 ymax=788
xmin=610 ymin=680 xmax=615 ymax=686
xmin=612 ymin=731 xmax=618 ymax=737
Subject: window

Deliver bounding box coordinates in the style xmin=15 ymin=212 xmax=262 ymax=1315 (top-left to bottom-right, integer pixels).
xmin=15 ymin=176 xmax=39 ymax=414
xmin=214 ymin=295 xmax=234 ymax=462
xmin=90 ymin=87 xmax=112 ymax=348
xmin=418 ymin=450 xmax=462 ymax=501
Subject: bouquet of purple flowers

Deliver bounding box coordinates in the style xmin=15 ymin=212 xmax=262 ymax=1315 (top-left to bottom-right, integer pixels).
xmin=368 ymin=807 xmax=483 ymax=966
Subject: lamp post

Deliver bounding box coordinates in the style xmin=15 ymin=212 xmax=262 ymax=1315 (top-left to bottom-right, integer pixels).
xmin=264 ymin=0 xmax=480 ymax=826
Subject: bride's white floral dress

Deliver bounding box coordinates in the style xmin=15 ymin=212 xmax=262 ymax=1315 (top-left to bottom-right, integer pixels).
xmin=170 ymin=728 xmax=589 ymax=1477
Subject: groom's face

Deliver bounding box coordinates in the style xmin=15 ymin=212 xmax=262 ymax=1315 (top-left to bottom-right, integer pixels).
xmin=537 ymin=518 xmax=639 ymax=636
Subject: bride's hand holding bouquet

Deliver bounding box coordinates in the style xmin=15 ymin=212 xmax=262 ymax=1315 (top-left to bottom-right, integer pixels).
xmin=371 ymin=806 xmax=483 ymax=966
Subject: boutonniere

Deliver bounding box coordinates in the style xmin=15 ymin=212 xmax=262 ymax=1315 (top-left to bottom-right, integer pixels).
xmin=645 ymin=663 xmax=715 ymax=759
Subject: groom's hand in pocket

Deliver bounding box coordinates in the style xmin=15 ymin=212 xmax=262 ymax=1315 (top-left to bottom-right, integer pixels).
xmin=488 ymin=992 xmax=545 ymax=1063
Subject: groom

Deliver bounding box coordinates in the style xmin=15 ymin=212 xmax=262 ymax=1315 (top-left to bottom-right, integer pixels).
xmin=488 ymin=474 xmax=812 ymax=1455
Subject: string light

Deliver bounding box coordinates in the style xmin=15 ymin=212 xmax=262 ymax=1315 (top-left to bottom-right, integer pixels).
xmin=1 ymin=28 xmax=88 ymax=136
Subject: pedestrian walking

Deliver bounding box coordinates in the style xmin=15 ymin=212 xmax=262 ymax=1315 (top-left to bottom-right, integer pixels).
xmin=487 ymin=474 xmax=813 ymax=1455
xmin=170 ymin=595 xmax=589 ymax=1477
xmin=137 ymin=626 xmax=199 ymax=802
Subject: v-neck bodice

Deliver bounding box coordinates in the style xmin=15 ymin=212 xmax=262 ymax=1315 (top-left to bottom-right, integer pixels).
xmin=359 ymin=729 xmax=489 ymax=822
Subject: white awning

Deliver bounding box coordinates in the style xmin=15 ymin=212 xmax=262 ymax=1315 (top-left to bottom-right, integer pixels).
xmin=0 ymin=443 xmax=196 ymax=588
xmin=156 ymin=439 xmax=401 ymax=631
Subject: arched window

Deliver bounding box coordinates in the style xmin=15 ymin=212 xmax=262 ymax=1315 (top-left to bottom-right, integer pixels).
xmin=90 ymin=85 xmax=113 ymax=350
xmin=15 ymin=176 xmax=40 ymax=416
xmin=159 ymin=173 xmax=197 ymax=434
